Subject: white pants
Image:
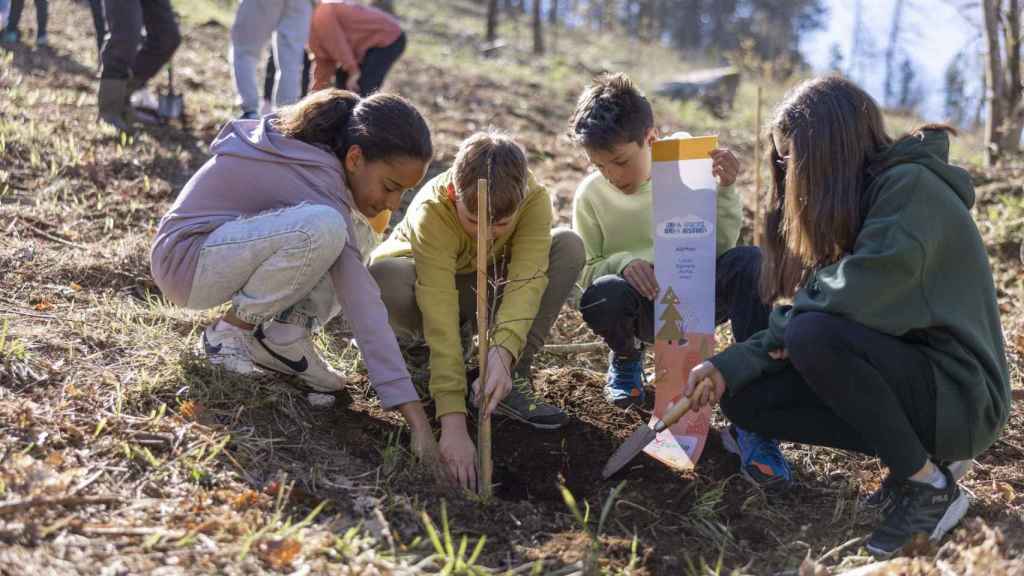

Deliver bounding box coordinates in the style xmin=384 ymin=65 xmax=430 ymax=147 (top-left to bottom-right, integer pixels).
xmin=230 ymin=0 xmax=312 ymax=114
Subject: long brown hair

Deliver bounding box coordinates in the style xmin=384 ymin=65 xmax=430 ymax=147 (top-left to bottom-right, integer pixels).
xmin=760 ymin=76 xmax=893 ymax=302
xmin=272 ymin=89 xmax=433 ymax=164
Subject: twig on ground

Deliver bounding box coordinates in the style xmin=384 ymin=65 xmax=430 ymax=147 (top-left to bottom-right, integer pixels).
xmin=0 ymin=495 xmax=121 ymax=517
xmin=542 ymin=342 xmax=605 ymax=354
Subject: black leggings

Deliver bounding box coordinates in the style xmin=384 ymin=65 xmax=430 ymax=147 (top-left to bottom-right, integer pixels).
xmin=264 ymin=33 xmax=407 ymax=99
xmin=5 ymin=0 xmax=48 ymax=37
xmin=720 ymin=311 xmax=938 ymax=480
xmin=579 ymin=246 xmax=770 ymax=359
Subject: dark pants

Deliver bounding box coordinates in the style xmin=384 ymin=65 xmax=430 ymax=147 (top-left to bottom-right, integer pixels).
xmin=263 ymin=33 xmax=406 ymax=99
xmin=88 ymin=0 xmax=105 ymax=52
xmin=100 ymin=0 xmax=180 ymax=86
xmin=579 ymin=246 xmax=770 ymax=360
xmin=5 ymin=0 xmax=47 ymax=38
xmin=720 ymin=312 xmax=938 ymax=480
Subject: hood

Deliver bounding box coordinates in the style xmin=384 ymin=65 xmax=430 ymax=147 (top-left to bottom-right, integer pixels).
xmin=209 ymin=115 xmax=354 ymax=208
xmin=869 ymin=129 xmax=976 ymax=210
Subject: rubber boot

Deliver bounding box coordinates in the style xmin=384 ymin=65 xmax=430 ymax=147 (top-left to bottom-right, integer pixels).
xmin=98 ymin=78 xmax=133 ymax=134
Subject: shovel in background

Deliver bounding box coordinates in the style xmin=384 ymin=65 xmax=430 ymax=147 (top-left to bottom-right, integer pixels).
xmin=602 ymin=379 xmax=711 ymax=479
xmin=158 ymin=63 xmax=184 ymax=122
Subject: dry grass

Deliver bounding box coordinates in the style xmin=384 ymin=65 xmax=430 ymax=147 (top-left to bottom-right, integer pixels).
xmin=1 ymin=1 xmax=1023 ymax=574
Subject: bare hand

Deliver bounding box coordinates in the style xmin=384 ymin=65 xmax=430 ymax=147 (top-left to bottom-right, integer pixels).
xmin=439 ymin=414 xmax=477 ymax=492
xmin=345 ymin=69 xmax=361 ymax=93
xmin=398 ymin=401 xmax=448 ymax=484
xmin=710 ymin=148 xmax=740 ymax=187
xmin=622 ymin=259 xmax=658 ymax=300
xmin=471 ymin=346 xmax=515 ymax=417
xmin=769 ymin=349 xmax=788 ymax=360
xmin=685 ymin=361 xmax=726 ymax=410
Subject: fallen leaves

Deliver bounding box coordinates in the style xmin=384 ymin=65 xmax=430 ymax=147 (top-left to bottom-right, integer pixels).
xmin=257 ymin=538 xmax=302 ymax=570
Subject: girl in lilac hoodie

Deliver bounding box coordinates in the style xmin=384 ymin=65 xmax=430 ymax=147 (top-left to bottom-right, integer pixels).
xmin=151 ymin=89 xmax=440 ymax=464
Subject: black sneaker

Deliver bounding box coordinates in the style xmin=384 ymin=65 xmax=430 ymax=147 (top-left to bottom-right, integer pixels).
xmin=466 ymin=366 xmax=568 ymax=429
xmin=865 ymin=466 xmax=969 ymax=558
xmin=863 ymin=460 xmax=972 ymax=512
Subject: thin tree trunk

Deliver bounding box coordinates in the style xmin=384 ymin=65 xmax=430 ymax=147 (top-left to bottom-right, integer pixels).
xmin=487 ymin=0 xmax=500 ymax=43
xmin=548 ymin=0 xmax=558 ymax=24
xmin=883 ymin=0 xmax=905 ymax=106
xmin=533 ymin=0 xmax=545 ymax=54
xmin=1002 ymin=0 xmax=1022 ymax=150
xmin=983 ymin=0 xmax=1006 ymax=165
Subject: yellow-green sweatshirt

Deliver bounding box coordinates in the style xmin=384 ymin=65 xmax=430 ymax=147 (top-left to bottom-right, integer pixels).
xmin=572 ymin=171 xmax=742 ymax=288
xmin=371 ymin=169 xmax=553 ymax=417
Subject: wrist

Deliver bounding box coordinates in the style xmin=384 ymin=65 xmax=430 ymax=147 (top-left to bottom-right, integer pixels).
xmin=440 ymin=412 xmax=468 ymax=434
xmin=398 ymin=401 xmax=430 ymax=432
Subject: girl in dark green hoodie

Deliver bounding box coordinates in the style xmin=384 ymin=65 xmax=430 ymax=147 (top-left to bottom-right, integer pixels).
xmin=685 ymin=76 xmax=1009 ymax=558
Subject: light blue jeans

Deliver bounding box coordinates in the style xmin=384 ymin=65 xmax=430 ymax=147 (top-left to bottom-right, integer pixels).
xmin=230 ymin=0 xmax=313 ymax=114
xmin=185 ymin=203 xmax=345 ymax=327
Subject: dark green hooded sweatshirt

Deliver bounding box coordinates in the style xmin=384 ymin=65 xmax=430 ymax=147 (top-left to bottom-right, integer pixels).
xmin=710 ymin=130 xmax=1010 ymax=461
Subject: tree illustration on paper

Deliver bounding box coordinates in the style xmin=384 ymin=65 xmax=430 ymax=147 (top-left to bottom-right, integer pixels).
xmin=656 ymin=286 xmax=685 ymax=344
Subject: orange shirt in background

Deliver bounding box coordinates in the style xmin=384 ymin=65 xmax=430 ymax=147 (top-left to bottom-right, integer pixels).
xmin=308 ymin=1 xmax=402 ymax=91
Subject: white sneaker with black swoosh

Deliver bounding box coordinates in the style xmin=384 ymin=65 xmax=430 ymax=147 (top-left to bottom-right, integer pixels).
xmin=197 ymin=324 xmax=256 ymax=375
xmin=247 ymin=324 xmax=347 ymax=392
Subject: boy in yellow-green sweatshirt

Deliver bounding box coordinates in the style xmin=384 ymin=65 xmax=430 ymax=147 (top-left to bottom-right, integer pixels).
xmin=370 ymin=131 xmax=584 ymax=491
xmin=569 ymin=73 xmax=791 ymax=491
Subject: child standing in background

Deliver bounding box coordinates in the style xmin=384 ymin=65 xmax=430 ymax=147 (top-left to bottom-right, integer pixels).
xmin=370 ymin=131 xmax=585 ymax=491
xmin=308 ymin=0 xmax=406 ymax=95
xmin=568 ymin=73 xmax=791 ymax=490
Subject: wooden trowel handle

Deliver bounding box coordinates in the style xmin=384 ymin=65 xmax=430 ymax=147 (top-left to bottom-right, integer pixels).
xmin=658 ymin=380 xmax=711 ymax=430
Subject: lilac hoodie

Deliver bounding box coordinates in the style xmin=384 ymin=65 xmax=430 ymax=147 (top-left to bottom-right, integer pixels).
xmin=150 ymin=117 xmax=418 ymax=409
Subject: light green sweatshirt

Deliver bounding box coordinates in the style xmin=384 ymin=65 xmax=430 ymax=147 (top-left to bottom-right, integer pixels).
xmin=572 ymin=171 xmax=743 ymax=287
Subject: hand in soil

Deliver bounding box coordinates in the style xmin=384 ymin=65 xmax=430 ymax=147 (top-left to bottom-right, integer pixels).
xmin=440 ymin=413 xmax=478 ymax=492
xmin=686 ymin=361 xmax=726 ymax=410
xmin=471 ymin=346 xmax=515 ymax=417
xmin=400 ymin=401 xmax=447 ymax=483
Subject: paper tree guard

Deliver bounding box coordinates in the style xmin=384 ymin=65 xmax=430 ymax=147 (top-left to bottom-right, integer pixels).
xmin=644 ymin=135 xmax=719 ymax=471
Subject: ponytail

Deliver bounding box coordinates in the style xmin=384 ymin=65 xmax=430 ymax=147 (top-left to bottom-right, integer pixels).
xmin=273 ymin=89 xmax=433 ymax=164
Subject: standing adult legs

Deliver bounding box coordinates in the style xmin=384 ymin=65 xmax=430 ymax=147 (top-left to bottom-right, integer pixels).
xmin=270 ymin=0 xmax=312 ymax=108
xmin=231 ymin=0 xmax=282 ymax=116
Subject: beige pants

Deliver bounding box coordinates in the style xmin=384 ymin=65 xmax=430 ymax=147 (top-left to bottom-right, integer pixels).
xmin=369 ymin=228 xmax=585 ymax=374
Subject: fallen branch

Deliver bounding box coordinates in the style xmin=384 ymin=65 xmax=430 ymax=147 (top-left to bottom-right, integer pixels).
xmin=0 ymin=495 xmax=120 ymax=517
xmin=542 ymin=341 xmax=606 ymax=354
xmin=21 ymin=221 xmax=88 ymax=250
xmin=74 ymin=525 xmax=187 ymax=539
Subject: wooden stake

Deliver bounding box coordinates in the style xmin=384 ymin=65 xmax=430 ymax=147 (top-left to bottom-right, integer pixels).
xmin=476 ymin=178 xmax=493 ymax=498
xmin=753 ymin=84 xmax=764 ymax=247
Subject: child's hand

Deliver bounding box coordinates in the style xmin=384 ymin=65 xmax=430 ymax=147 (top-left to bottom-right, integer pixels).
xmin=686 ymin=361 xmax=726 ymax=410
xmin=471 ymin=346 xmax=515 ymax=417
xmin=710 ymin=148 xmax=740 ymax=187
xmin=439 ymin=413 xmax=477 ymax=492
xmin=397 ymin=401 xmax=447 ymax=483
xmin=623 ymin=259 xmax=659 ymax=300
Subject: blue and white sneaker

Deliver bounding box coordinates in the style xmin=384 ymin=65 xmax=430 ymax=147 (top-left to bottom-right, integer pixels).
xmin=604 ymin=355 xmax=646 ymax=408
xmin=721 ymin=424 xmax=793 ymax=491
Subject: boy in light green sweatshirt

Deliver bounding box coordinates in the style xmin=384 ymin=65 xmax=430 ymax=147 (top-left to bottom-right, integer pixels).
xmin=370 ymin=130 xmax=584 ymax=491
xmin=569 ymin=73 xmax=791 ymax=490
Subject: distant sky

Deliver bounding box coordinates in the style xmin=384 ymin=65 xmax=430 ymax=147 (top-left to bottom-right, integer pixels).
xmin=801 ymin=0 xmax=981 ymax=120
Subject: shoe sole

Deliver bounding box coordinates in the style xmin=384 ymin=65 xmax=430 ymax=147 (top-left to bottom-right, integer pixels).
xmin=493 ymin=403 xmax=568 ymax=430
xmin=865 ymin=489 xmax=969 ymax=558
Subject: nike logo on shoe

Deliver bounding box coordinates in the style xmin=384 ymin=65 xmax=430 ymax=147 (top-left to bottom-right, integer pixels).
xmin=254 ymin=325 xmax=309 ymax=373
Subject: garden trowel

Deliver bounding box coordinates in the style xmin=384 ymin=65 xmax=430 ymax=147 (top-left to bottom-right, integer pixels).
xmin=601 ymin=380 xmax=710 ymax=479
xmin=158 ymin=63 xmax=184 ymax=122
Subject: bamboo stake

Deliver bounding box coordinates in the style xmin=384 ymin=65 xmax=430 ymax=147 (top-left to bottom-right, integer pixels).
xmin=753 ymin=84 xmax=764 ymax=246
xmin=476 ymin=178 xmax=493 ymax=498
